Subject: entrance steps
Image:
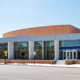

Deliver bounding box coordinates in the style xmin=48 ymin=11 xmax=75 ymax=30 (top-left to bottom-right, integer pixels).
xmin=54 ymin=60 xmax=65 ymax=64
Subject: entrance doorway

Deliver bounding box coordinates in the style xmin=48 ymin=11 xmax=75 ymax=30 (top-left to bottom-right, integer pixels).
xmin=63 ymin=50 xmax=77 ymax=60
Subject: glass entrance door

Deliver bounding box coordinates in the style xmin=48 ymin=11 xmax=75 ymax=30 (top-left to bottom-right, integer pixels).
xmin=63 ymin=50 xmax=77 ymax=60
xmin=70 ymin=51 xmax=72 ymax=59
xmin=63 ymin=52 xmax=66 ymax=59
xmin=73 ymin=51 xmax=77 ymax=59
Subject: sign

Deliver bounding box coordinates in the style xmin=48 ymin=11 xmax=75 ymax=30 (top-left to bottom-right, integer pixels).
xmin=4 ymin=50 xmax=8 ymax=56
xmin=33 ymin=52 xmax=36 ymax=56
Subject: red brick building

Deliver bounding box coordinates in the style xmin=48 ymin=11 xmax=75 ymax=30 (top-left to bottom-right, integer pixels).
xmin=0 ymin=24 xmax=80 ymax=61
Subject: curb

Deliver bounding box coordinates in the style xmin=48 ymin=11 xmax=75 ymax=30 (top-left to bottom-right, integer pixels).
xmin=0 ymin=63 xmax=80 ymax=68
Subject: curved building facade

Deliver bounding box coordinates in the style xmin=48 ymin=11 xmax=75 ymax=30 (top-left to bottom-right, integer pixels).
xmin=1 ymin=24 xmax=80 ymax=60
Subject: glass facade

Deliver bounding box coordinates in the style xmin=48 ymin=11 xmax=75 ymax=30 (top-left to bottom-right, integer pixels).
xmin=59 ymin=50 xmax=63 ymax=60
xmin=34 ymin=41 xmax=54 ymax=60
xmin=44 ymin=41 xmax=54 ymax=60
xmin=14 ymin=42 xmax=29 ymax=59
xmin=0 ymin=43 xmax=8 ymax=59
xmin=1 ymin=39 xmax=79 ymax=60
xmin=77 ymin=50 xmax=80 ymax=59
xmin=34 ymin=41 xmax=42 ymax=59
xmin=59 ymin=39 xmax=80 ymax=47
xmin=59 ymin=39 xmax=80 ymax=60
xmin=0 ymin=38 xmax=80 ymax=60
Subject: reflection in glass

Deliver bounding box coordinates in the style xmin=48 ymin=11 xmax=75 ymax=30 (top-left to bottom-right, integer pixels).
xmin=77 ymin=40 xmax=80 ymax=46
xmin=70 ymin=52 xmax=72 ymax=59
xmin=44 ymin=41 xmax=54 ymax=60
xmin=14 ymin=43 xmax=18 ymax=47
xmin=64 ymin=52 xmax=66 ymax=59
xmin=59 ymin=40 xmax=77 ymax=47
xmin=14 ymin=42 xmax=29 ymax=59
xmin=67 ymin=52 xmax=69 ymax=59
xmin=14 ymin=47 xmax=18 ymax=51
xmin=74 ymin=52 xmax=76 ymax=59
xmin=0 ymin=43 xmax=8 ymax=59
xmin=59 ymin=50 xmax=63 ymax=60
xmin=25 ymin=51 xmax=29 ymax=59
xmin=61 ymin=41 xmax=66 ymax=47
xmin=51 ymin=50 xmax=54 ymax=59
xmin=34 ymin=41 xmax=42 ymax=59
xmin=77 ymin=50 xmax=80 ymax=59
xmin=72 ymin=40 xmax=77 ymax=46
xmin=66 ymin=41 xmax=71 ymax=47
xmin=14 ymin=51 xmax=18 ymax=59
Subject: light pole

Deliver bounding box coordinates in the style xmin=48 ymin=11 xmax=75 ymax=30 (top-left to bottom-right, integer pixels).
xmin=33 ymin=52 xmax=36 ymax=66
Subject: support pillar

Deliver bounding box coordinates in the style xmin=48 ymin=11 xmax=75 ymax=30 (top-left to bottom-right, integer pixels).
xmin=42 ymin=41 xmax=44 ymax=60
xmin=54 ymin=40 xmax=59 ymax=60
xmin=29 ymin=41 xmax=34 ymax=60
xmin=8 ymin=42 xmax=14 ymax=59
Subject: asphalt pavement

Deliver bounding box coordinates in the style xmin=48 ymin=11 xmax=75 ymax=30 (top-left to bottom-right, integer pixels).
xmin=0 ymin=65 xmax=80 ymax=80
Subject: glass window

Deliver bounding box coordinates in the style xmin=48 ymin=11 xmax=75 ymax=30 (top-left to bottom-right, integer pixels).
xmin=66 ymin=40 xmax=72 ymax=46
xmin=1 ymin=44 xmax=4 ymax=47
xmin=22 ymin=42 xmax=27 ymax=47
xmin=77 ymin=50 xmax=80 ymax=59
xmin=77 ymin=39 xmax=80 ymax=46
xmin=39 ymin=49 xmax=42 ymax=59
xmin=14 ymin=43 xmax=18 ymax=47
xmin=35 ymin=42 xmax=42 ymax=46
xmin=14 ymin=51 xmax=18 ymax=59
xmin=4 ymin=47 xmax=7 ymax=50
xmin=59 ymin=41 xmax=61 ymax=46
xmin=38 ymin=42 xmax=42 ymax=46
xmin=14 ymin=47 xmax=18 ymax=51
xmin=44 ymin=41 xmax=54 ymax=60
xmin=72 ymin=40 xmax=77 ymax=46
xmin=4 ymin=43 xmax=8 ymax=46
xmin=25 ymin=51 xmax=29 ymax=59
xmin=60 ymin=40 xmax=77 ymax=47
xmin=61 ymin=41 xmax=66 ymax=47
xmin=50 ymin=41 xmax=54 ymax=46
xmin=18 ymin=43 xmax=22 ymax=47
xmin=51 ymin=50 xmax=54 ymax=59
xmin=59 ymin=50 xmax=63 ymax=60
xmin=51 ymin=46 xmax=54 ymax=49
xmin=34 ymin=41 xmax=42 ymax=59
xmin=14 ymin=42 xmax=29 ymax=59
xmin=0 ymin=43 xmax=8 ymax=59
xmin=44 ymin=42 xmax=50 ymax=46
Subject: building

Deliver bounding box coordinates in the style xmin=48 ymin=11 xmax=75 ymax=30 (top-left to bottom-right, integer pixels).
xmin=1 ymin=25 xmax=80 ymax=60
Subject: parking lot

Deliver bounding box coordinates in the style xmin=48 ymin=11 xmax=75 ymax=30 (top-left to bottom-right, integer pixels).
xmin=0 ymin=65 xmax=80 ymax=80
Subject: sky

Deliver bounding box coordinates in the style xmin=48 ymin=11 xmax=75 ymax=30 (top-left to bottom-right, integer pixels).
xmin=0 ymin=0 xmax=80 ymax=38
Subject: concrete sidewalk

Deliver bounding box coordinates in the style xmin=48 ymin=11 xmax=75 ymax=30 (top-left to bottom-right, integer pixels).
xmin=0 ymin=63 xmax=80 ymax=68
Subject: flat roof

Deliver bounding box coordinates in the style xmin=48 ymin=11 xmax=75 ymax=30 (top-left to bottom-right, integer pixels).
xmin=0 ymin=33 xmax=80 ymax=43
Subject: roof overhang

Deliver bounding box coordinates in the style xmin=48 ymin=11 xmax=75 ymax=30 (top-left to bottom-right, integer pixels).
xmin=0 ymin=33 xmax=80 ymax=43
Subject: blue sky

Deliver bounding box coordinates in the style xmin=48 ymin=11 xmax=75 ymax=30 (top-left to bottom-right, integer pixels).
xmin=0 ymin=0 xmax=80 ymax=38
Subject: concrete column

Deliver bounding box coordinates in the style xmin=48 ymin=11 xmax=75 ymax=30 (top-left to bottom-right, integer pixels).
xmin=8 ymin=42 xmax=14 ymax=59
xmin=42 ymin=41 xmax=44 ymax=60
xmin=29 ymin=41 xmax=34 ymax=60
xmin=54 ymin=40 xmax=59 ymax=60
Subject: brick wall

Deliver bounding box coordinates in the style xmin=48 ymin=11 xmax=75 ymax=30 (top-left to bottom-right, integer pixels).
xmin=3 ymin=25 xmax=80 ymax=38
xmin=65 ymin=60 xmax=80 ymax=65
xmin=70 ymin=26 xmax=80 ymax=33
xmin=0 ymin=60 xmax=56 ymax=64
